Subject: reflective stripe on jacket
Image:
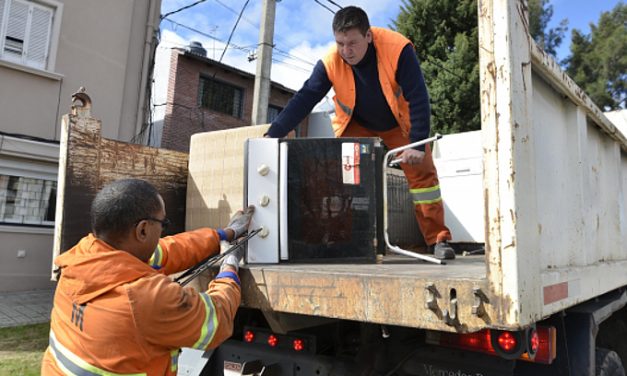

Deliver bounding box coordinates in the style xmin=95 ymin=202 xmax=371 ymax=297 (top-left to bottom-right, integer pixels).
xmin=322 ymin=27 xmax=412 ymax=138
xmin=41 ymin=229 xmax=240 ymax=376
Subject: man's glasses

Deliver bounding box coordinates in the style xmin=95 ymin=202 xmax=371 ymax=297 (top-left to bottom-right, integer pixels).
xmin=140 ymin=217 xmax=171 ymax=231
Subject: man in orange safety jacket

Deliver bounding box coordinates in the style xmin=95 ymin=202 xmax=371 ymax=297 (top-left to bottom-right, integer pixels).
xmin=265 ymin=6 xmax=455 ymax=260
xmin=42 ymin=178 xmax=254 ymax=375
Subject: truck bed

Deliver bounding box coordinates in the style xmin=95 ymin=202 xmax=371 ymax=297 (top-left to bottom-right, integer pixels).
xmin=193 ymin=254 xmax=489 ymax=334
xmin=246 ymin=254 xmax=485 ymax=279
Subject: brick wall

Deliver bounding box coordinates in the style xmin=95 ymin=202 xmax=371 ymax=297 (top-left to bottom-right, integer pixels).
xmin=161 ymin=50 xmax=307 ymax=152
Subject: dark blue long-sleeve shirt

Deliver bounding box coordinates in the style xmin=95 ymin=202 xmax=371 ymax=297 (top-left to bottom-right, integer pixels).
xmin=267 ymin=42 xmax=431 ymax=150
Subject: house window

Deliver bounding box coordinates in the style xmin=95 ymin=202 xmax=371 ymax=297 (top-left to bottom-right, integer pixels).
xmin=199 ymin=75 xmax=244 ymax=118
xmin=0 ymin=0 xmax=58 ymax=70
xmin=267 ymin=105 xmax=283 ymax=123
xmin=0 ymin=174 xmax=56 ymax=226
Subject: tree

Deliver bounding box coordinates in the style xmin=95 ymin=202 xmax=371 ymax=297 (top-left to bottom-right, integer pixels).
xmin=528 ymin=0 xmax=568 ymax=57
xmin=393 ymin=0 xmax=480 ymax=135
xmin=393 ymin=0 xmax=565 ymax=134
xmin=565 ymin=3 xmax=626 ymax=110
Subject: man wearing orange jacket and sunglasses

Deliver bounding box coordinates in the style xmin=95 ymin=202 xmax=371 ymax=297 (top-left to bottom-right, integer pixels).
xmin=42 ymin=178 xmax=254 ymax=375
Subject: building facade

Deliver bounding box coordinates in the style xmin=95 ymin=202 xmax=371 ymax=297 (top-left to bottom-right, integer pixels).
xmin=0 ymin=0 xmax=161 ymax=292
xmin=153 ymin=45 xmax=307 ymax=152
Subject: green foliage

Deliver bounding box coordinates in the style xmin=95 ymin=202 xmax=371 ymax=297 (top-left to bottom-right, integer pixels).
xmin=528 ymin=0 xmax=568 ymax=57
xmin=565 ymin=3 xmax=626 ymax=110
xmin=393 ymin=0 xmax=480 ymax=134
xmin=392 ymin=0 xmax=570 ymax=134
xmin=0 ymin=323 xmax=49 ymax=375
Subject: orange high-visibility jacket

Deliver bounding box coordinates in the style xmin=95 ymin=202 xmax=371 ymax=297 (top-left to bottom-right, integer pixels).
xmin=322 ymin=27 xmax=413 ymax=138
xmin=41 ymin=229 xmax=240 ymax=376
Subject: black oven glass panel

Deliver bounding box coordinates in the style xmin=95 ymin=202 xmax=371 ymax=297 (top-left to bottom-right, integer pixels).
xmin=283 ymin=138 xmax=383 ymax=262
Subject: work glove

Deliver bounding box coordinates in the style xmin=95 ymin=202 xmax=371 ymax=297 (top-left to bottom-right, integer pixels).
xmin=220 ymin=246 xmax=245 ymax=273
xmin=225 ymin=205 xmax=255 ymax=240
xmin=219 ymin=205 xmax=254 ymax=273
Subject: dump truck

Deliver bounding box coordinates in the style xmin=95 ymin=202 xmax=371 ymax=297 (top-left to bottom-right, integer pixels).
xmin=52 ymin=1 xmax=626 ymax=375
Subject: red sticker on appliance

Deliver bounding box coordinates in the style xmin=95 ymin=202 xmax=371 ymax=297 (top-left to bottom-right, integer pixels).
xmin=342 ymin=143 xmax=361 ymax=185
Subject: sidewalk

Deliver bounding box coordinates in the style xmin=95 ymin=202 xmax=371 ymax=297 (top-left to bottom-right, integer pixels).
xmin=0 ymin=289 xmax=55 ymax=328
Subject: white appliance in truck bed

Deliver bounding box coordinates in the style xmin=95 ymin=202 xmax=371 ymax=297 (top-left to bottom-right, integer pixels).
xmin=433 ymin=130 xmax=484 ymax=243
xmin=244 ymin=138 xmax=384 ymax=264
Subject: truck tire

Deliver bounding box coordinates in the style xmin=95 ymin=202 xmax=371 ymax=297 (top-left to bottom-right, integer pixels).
xmin=596 ymin=348 xmax=626 ymax=376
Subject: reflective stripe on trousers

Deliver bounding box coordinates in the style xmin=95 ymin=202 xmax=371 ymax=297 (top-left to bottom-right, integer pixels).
xmin=48 ymin=329 xmax=146 ymax=376
xmin=410 ymin=185 xmax=442 ymax=204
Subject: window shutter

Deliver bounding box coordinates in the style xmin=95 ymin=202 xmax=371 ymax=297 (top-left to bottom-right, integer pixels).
xmin=26 ymin=5 xmax=52 ymax=69
xmin=0 ymin=0 xmax=5 ymax=43
xmin=3 ymin=0 xmax=28 ymax=61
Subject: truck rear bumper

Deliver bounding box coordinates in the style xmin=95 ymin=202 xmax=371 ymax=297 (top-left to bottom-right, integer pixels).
xmin=203 ymin=339 xmax=516 ymax=376
xmin=203 ymin=340 xmax=357 ymax=376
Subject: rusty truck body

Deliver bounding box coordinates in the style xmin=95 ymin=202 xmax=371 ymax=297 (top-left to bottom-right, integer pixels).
xmin=52 ymin=1 xmax=626 ymax=375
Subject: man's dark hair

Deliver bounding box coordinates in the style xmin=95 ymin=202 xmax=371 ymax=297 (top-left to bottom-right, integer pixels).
xmin=332 ymin=6 xmax=370 ymax=36
xmin=91 ymin=179 xmax=162 ymax=238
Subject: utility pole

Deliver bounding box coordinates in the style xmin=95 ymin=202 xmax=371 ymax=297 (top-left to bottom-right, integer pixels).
xmin=251 ymin=0 xmax=277 ymax=125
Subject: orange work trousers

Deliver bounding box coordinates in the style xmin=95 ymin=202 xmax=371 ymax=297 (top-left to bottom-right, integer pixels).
xmin=342 ymin=122 xmax=452 ymax=245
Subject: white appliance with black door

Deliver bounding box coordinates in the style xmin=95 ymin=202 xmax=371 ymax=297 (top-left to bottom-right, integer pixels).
xmin=244 ymin=138 xmax=384 ymax=264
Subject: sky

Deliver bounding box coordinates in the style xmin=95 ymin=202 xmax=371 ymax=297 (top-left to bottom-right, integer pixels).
xmin=158 ymin=0 xmax=623 ymax=93
xmin=548 ymin=0 xmax=622 ymax=62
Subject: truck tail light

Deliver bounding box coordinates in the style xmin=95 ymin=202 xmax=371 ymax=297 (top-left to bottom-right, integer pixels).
xmin=490 ymin=329 xmax=525 ymax=359
xmin=496 ymin=331 xmax=518 ymax=352
xmin=267 ymin=334 xmax=278 ymax=347
xmin=519 ymin=326 xmax=556 ymax=364
xmin=242 ymin=327 xmax=315 ymax=353
xmin=529 ymin=330 xmax=539 ymax=352
xmin=426 ymin=326 xmax=556 ymax=364
xmin=293 ymin=339 xmax=304 ymax=351
xmin=243 ymin=330 xmax=255 ymax=343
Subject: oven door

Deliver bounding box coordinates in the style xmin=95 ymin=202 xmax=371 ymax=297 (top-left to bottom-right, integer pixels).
xmin=246 ymin=138 xmax=383 ymax=264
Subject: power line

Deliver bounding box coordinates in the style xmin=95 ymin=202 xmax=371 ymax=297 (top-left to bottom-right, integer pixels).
xmin=218 ymin=0 xmax=251 ymax=63
xmin=274 ymin=47 xmax=315 ymax=67
xmin=163 ymin=18 xmax=251 ymax=53
xmin=212 ymin=0 xmax=318 ymax=67
xmin=212 ymin=0 xmax=259 ymax=29
xmin=160 ymin=3 xmax=322 ymax=91
xmin=164 ymin=10 xmax=316 ymax=73
xmin=159 ymin=43 xmax=248 ymax=52
xmin=161 ymin=0 xmax=208 ymax=20
xmin=313 ymin=0 xmax=335 ymax=15
xmin=274 ymin=47 xmax=316 ymax=68
xmin=326 ymin=0 xmax=343 ymax=10
xmin=163 ymin=18 xmax=219 ymax=42
xmin=165 ymin=1 xmax=320 ymax=72
xmin=271 ymin=58 xmax=313 ymax=74
xmin=161 ymin=18 xmax=317 ymax=79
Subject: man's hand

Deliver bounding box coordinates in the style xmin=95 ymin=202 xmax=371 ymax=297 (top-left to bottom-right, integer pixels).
xmin=220 ymin=249 xmax=243 ymax=273
xmin=398 ymin=149 xmax=425 ymax=165
xmin=225 ymin=205 xmax=255 ymax=240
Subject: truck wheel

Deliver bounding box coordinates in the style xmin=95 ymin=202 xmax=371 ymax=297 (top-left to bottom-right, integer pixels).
xmin=596 ymin=348 xmax=626 ymax=376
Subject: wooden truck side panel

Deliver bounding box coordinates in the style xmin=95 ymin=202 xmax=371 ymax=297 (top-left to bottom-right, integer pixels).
xmin=52 ymin=95 xmax=189 ymax=263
